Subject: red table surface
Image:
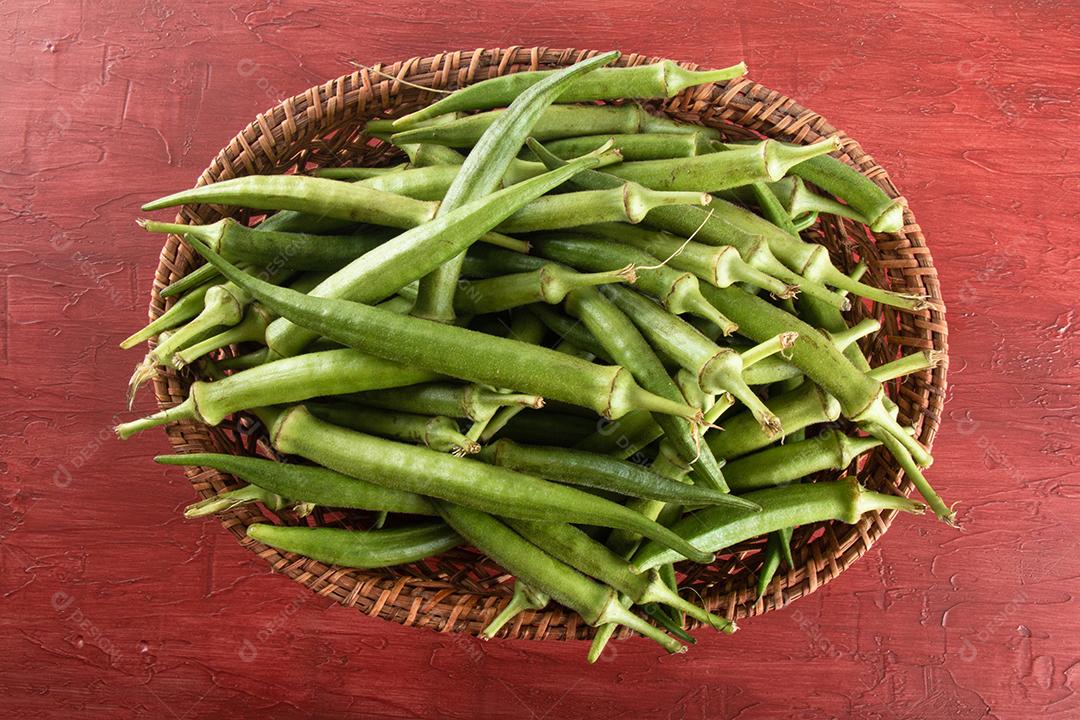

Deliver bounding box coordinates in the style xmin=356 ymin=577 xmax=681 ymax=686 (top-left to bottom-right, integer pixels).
xmin=2 ymin=1 xmax=1077 ymax=718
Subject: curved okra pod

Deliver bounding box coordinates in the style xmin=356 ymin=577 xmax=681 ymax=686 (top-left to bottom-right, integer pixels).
xmin=246 ymin=522 xmax=463 ymax=569
xmin=255 ymin=151 xmax=613 ymax=358
xmin=520 ymin=132 xmax=716 ymax=162
xmin=268 ymin=406 xmax=715 ymax=564
xmin=602 ymin=285 xmax=783 ymax=435
xmin=506 ymin=518 xmax=737 ymax=632
xmin=723 ymin=429 xmax=883 ymax=492
xmin=479 ymin=439 xmax=756 ymax=508
xmin=155 ymin=452 xmax=435 ymax=515
xmin=530 ymin=234 xmax=738 ymax=335
xmin=788 ymin=148 xmax=906 ymax=232
xmin=120 ymin=280 xmax=215 ymax=349
xmin=605 ymin=138 xmax=841 ymax=192
xmin=768 ymin=176 xmax=871 ymax=224
xmin=454 ymin=263 xmax=636 ymax=315
xmin=307 ymin=402 xmax=480 ymax=455
xmin=583 ymin=222 xmax=797 ymax=298
xmin=563 ymin=285 xmax=729 ymax=491
xmin=177 ymin=236 xmax=704 ymax=421
xmin=633 ymin=479 xmax=926 ymax=571
xmin=481 ymin=581 xmax=551 ymax=639
xmin=393 ymin=60 xmax=746 ymax=126
xmin=412 ymin=51 xmax=621 ymax=324
xmin=756 ymin=530 xmax=786 ymax=599
xmin=116 ymin=349 xmax=443 ymax=438
xmin=525 ymin=138 xmax=847 ymax=310
xmin=349 ymin=382 xmax=543 ymax=423
xmin=433 ymin=500 xmax=687 ymax=656
xmin=390 ymin=103 xmax=720 ymax=148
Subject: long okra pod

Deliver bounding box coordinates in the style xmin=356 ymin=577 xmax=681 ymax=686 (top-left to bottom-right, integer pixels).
xmin=116 ymin=349 xmax=442 ymax=438
xmin=479 ymin=439 xmax=756 ymax=508
xmin=154 ymin=453 xmax=436 ymax=515
xmin=390 ymin=103 xmax=719 ymax=148
xmin=269 ymin=407 xmax=714 ymax=564
xmin=393 ymin=59 xmax=746 ymax=126
xmin=246 ymin=522 xmax=462 ymax=569
xmin=454 ymin=263 xmax=635 ymax=315
xmin=349 ymin=382 xmax=543 ymax=423
xmin=505 ymin=519 xmax=736 ymax=632
xmin=412 ymin=51 xmax=620 ymax=324
xmin=520 ymin=132 xmax=716 ymax=162
xmin=495 ymin=185 xmax=711 ymax=234
xmin=307 ymin=402 xmax=479 ymax=454
xmin=434 ymin=500 xmax=686 ymax=655
xmin=177 ymin=237 xmax=703 ymax=421
xmin=633 ymin=479 xmax=925 ymax=571
xmin=605 ymin=139 xmax=840 ymax=192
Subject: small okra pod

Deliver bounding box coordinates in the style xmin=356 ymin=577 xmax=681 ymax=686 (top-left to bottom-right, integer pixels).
xmin=389 ymin=103 xmax=720 ymax=148
xmin=246 ymin=522 xmax=463 ymax=569
xmin=393 ymin=59 xmax=746 ymax=126
xmin=481 ymin=581 xmax=551 ymax=640
xmin=307 ymin=402 xmax=480 ymax=455
xmin=178 ymin=237 xmax=704 ymax=422
xmin=479 ymin=438 xmax=756 ymax=509
xmin=155 ymin=452 xmax=436 ymax=515
xmin=115 ymin=349 xmax=443 ymax=438
xmin=633 ymin=479 xmax=925 ymax=571
xmin=505 ymin=519 xmax=737 ymax=633
xmin=723 ymin=429 xmax=883 ymax=492
xmin=605 ymin=138 xmax=840 ymax=193
xmin=268 ymin=407 xmax=716 ymax=564
xmin=349 ymin=383 xmax=543 ymax=423
xmin=768 ymin=176 xmax=871 ymax=224
xmin=433 ymin=500 xmax=687 ymax=656
xmin=454 ymin=263 xmax=636 ymax=316
xmin=494 ymin=184 xmax=711 ymax=234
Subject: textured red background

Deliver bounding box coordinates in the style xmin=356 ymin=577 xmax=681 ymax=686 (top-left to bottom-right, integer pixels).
xmin=2 ymin=1 xmax=1076 ymax=718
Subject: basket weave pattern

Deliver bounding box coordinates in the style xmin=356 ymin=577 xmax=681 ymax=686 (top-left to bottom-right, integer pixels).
xmin=149 ymin=47 xmax=948 ymax=640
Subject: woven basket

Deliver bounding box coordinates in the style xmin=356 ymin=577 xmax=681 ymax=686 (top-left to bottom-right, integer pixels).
xmin=149 ymin=47 xmax=948 ymax=641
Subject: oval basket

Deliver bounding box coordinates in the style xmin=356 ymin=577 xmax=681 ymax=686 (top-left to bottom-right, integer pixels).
xmin=149 ymin=47 xmax=948 ymax=641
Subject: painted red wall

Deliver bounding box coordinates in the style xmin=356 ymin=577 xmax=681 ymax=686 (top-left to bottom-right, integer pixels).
xmin=2 ymin=1 xmax=1075 ymax=718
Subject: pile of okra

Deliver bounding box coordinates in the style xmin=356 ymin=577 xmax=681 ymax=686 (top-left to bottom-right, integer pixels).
xmin=119 ymin=51 xmax=951 ymax=660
